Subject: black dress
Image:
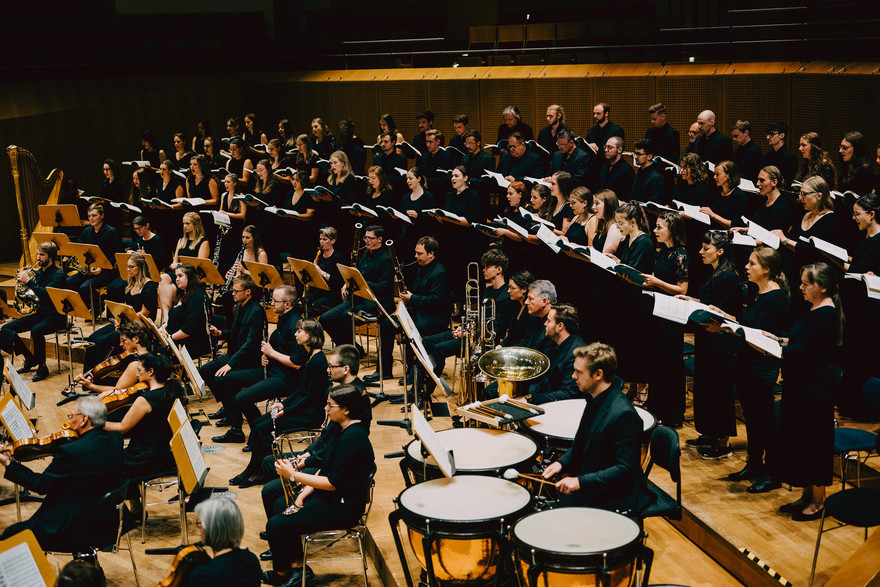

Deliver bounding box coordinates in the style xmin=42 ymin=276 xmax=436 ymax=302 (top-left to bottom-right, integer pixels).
xmin=400 ymin=190 xmax=437 ymax=255
xmin=167 ymin=237 xmax=208 ymax=280
xmin=441 ymin=188 xmax=482 ymax=303
xmin=779 ymin=306 xmax=840 ymax=487
xmin=123 ymin=386 xmax=177 ymax=479
xmin=286 ymin=190 xmax=319 ymax=262
xmin=785 ymin=213 xmax=843 ymax=321
xmin=611 ymin=233 xmax=655 ymax=383
xmin=166 ymin=288 xmax=210 ymax=358
xmin=648 ymin=245 xmax=689 ymax=426
xmin=692 ymin=269 xmax=741 ymax=439
xmin=673 ymin=181 xmax=712 ymax=293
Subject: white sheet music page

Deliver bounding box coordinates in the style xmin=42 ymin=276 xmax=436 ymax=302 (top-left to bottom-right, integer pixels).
xmin=650 ymin=292 xmax=692 ymax=324
xmin=411 ymin=408 xmax=454 ymax=477
xmin=1 ymin=401 xmax=33 ymax=444
xmin=0 ymin=542 xmax=46 ymax=587
xmin=180 ymin=422 xmax=207 ymax=484
xmin=672 ymin=200 xmax=711 ymax=225
xmin=743 ymin=217 xmax=781 ymax=249
xmin=4 ymin=361 xmax=34 ymax=411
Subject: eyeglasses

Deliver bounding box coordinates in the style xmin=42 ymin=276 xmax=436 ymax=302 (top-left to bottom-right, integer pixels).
xmin=603 ymin=146 xmax=617 ymax=150
xmin=839 ymin=144 xmax=853 ymax=151
xmin=326 ymin=401 xmax=341 ymax=409
xmin=231 ymin=288 xmax=244 ymax=294
xmin=798 ymin=191 xmax=818 ymax=197
xmin=67 ymin=412 xmax=83 ymax=421
xmin=272 ymin=298 xmax=288 ymax=303
xmin=766 ymin=132 xmax=779 ymax=137
xmin=327 ymin=364 xmax=345 ymax=369
xmin=853 ymin=210 xmax=871 ymax=218
xmin=363 ymin=235 xmax=379 ymax=241
xmin=634 ymin=152 xmax=647 ymax=158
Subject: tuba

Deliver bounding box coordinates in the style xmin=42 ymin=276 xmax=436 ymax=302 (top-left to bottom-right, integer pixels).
xmin=13 ymin=261 xmax=40 ymax=316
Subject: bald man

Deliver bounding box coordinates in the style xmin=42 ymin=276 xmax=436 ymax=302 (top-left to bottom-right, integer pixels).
xmin=684 ymin=122 xmax=701 ymax=156
xmin=694 ymin=110 xmax=733 ymax=164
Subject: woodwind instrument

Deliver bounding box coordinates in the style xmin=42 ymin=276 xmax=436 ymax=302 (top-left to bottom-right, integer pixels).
xmin=13 ymin=260 xmax=40 ymax=316
xmin=209 ymin=224 xmax=230 ymax=302
xmin=385 ymin=239 xmax=407 ymax=300
xmin=204 ymin=295 xmax=218 ymax=361
xmin=223 ymin=244 xmax=245 ymax=294
xmin=351 ymin=223 xmax=364 ymax=265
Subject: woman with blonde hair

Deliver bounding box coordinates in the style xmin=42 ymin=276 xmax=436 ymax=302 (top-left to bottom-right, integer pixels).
xmin=158 ymin=212 xmax=210 ymax=321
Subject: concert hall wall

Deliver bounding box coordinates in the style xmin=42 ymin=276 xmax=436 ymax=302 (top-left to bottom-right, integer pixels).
xmin=1 ymin=64 xmax=878 ymax=260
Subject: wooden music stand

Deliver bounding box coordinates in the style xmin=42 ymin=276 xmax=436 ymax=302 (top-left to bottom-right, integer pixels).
xmin=178 ymin=256 xmax=224 ymax=287
xmin=0 ymin=392 xmax=39 ymax=521
xmin=169 ymin=420 xmax=210 ymax=543
xmin=33 ymin=232 xmax=73 ymax=256
xmin=244 ymin=261 xmax=283 ymax=292
xmin=105 ymin=300 xmax=144 ymax=327
xmin=64 ymin=243 xmax=112 ymax=332
xmin=167 ymin=398 xmax=189 ymax=435
xmin=143 ymin=317 xmax=170 ymax=349
xmin=115 ymin=251 xmax=161 ymax=282
xmin=287 ymin=256 xmax=329 ymax=318
xmin=3 ymin=359 xmax=36 ymax=411
xmin=0 ymin=298 xmax=23 ymax=321
xmin=0 ymin=529 xmax=57 ymax=586
xmin=46 ymin=287 xmax=92 ymax=376
xmin=38 ymin=204 xmax=81 ymax=232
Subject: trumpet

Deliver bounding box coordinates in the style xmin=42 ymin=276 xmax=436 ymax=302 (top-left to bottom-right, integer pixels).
xmin=13 ymin=261 xmax=40 ymax=316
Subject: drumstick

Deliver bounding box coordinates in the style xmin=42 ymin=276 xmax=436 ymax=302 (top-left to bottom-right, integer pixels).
xmin=497 ymin=394 xmax=538 ymax=414
xmin=471 ymin=406 xmax=502 ymax=422
xmin=503 ymin=468 xmax=557 ymax=487
xmin=474 ymin=402 xmax=512 ymax=419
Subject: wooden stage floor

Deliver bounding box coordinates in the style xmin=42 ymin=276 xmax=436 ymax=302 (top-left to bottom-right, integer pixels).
xmin=0 ymin=313 xmax=877 ymax=586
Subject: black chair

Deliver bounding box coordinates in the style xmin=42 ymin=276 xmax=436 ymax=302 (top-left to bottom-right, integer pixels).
xmin=642 ymin=426 xmax=682 ymax=521
xmin=832 ymin=424 xmax=877 ymax=490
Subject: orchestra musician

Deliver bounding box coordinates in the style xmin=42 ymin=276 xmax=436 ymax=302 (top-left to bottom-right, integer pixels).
xmin=73 ymin=322 xmax=151 ymax=397
xmin=499 ymin=269 xmax=537 ymax=348
xmin=528 ymin=303 xmax=585 ymax=404
xmin=202 ymin=275 xmax=267 ymax=444
xmin=520 ymin=280 xmax=557 ymax=353
xmin=541 ymin=343 xmax=654 ymax=515
xmin=161 ymin=263 xmax=211 ymax=358
xmin=66 ymin=203 xmax=124 ymax=311
xmin=262 ymin=384 xmax=374 ymax=587
xmin=189 ymin=496 xmax=262 ymax=586
xmin=158 ymin=211 xmax=210 ymax=320
xmin=304 ymin=228 xmax=344 ymax=315
xmin=0 ymin=242 xmax=66 ymax=382
xmin=0 ymin=396 xmax=124 ymax=552
xmin=131 ymin=215 xmax=168 ymax=269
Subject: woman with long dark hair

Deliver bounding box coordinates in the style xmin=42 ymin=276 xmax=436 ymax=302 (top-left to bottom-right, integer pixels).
xmin=191 ymin=120 xmax=211 ymax=155
xmin=185 ymin=155 xmax=220 ymax=207
xmin=836 ymin=131 xmax=875 ymax=250
xmin=162 ymin=263 xmax=210 ymax=357
xmin=169 ymin=132 xmax=194 ymax=172
xmin=311 ymin=118 xmax=337 ymax=158
xmin=295 ymin=134 xmax=320 ymax=186
xmin=795 ymin=132 xmax=836 ymax=187
xmin=701 ymin=160 xmax=747 ymax=229
xmin=548 ymin=171 xmax=575 ymax=233
xmin=158 ymin=214 xmax=210 ymax=322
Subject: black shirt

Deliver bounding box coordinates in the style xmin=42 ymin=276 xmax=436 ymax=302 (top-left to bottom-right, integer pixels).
xmin=598 ymin=159 xmax=636 ymax=200
xmin=443 ymin=188 xmax=481 ymax=223
xmin=268 ymin=310 xmax=308 ymax=379
xmin=408 ymin=260 xmax=450 ymax=334
xmin=124 ymin=385 xmax=176 ymax=468
xmin=29 ymin=263 xmax=66 ymax=319
xmin=537 ymin=124 xmax=567 ymax=157
xmin=548 ymin=147 xmax=591 ymax=187
xmin=133 ymin=234 xmax=167 ymax=269
xmin=126 ymin=280 xmax=158 ymax=317
xmin=497 ymin=150 xmax=546 ymax=182
xmin=484 ymin=283 xmax=517 ymax=342
xmin=315 ymin=423 xmax=375 ymax=511
xmin=763 ymin=145 xmax=798 ymax=189
xmin=166 ymin=288 xmax=210 ymax=357
xmin=187 ymin=548 xmax=262 ymax=587
xmin=631 ymin=163 xmax=668 ymax=204
xmin=497 ymin=121 xmax=534 ymax=145
xmin=695 ymin=131 xmax=733 ymax=165
xmin=732 ymin=141 xmax=763 ymax=182
xmin=78 ymin=223 xmax=123 ymax=268
xmin=645 ymin=123 xmax=681 ymax=164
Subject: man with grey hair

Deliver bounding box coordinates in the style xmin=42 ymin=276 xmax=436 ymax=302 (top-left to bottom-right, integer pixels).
xmin=189 ymin=496 xmax=261 ymax=583
xmin=522 ymin=280 xmax=557 ymax=353
xmin=597 ymin=136 xmax=635 ymax=200
xmin=545 ymin=127 xmax=590 ymax=186
xmin=0 ymin=396 xmax=124 ymax=552
xmin=694 ymin=109 xmax=733 ymax=164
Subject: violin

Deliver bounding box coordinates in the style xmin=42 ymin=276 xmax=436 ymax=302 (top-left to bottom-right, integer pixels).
xmin=12 ymin=423 xmax=79 ymax=462
xmin=155 ymin=543 xmax=211 ymax=587
xmin=103 ymin=382 xmax=148 ymax=414
xmin=63 ymin=350 xmax=138 ymax=394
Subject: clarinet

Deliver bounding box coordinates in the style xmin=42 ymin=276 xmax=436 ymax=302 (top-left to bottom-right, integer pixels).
xmin=263 ymin=319 xmax=269 ymax=379
xmin=204 ymin=294 xmax=218 ymax=361
xmin=210 ymin=225 xmax=229 ymax=302
xmin=223 ymin=245 xmax=246 ymax=294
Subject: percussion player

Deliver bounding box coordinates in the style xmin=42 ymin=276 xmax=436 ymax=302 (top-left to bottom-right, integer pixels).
xmin=542 ymin=343 xmax=654 ymax=515
xmin=0 ymin=396 xmax=124 ymax=553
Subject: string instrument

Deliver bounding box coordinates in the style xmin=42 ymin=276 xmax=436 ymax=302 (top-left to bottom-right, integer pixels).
xmin=62 ymin=350 xmax=137 ymax=395
xmin=102 ymin=382 xmax=148 ymax=414
xmin=385 ymin=239 xmax=408 ymax=300
xmin=12 ymin=423 xmax=79 ymax=462
xmin=351 ymin=223 xmax=364 ymax=265
xmin=154 ymin=543 xmax=211 ymax=587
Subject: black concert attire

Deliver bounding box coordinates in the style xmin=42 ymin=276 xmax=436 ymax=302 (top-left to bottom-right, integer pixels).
xmin=732 ymin=141 xmax=763 ymax=182
xmin=709 ymin=188 xmax=748 ymax=228
xmin=265 ymin=421 xmax=374 ymax=572
xmin=411 ymin=131 xmax=427 ymax=158
xmin=133 ymin=233 xmax=168 ymax=271
xmin=837 ymin=165 xmax=875 ymax=252
xmin=373 ymin=150 xmax=408 ymax=198
xmin=631 ymin=163 xmax=668 ymax=204
xmin=796 ymin=161 xmax=836 ymax=192
xmin=400 ymin=190 xmax=438 ymax=255
xmin=501 ymin=307 xmax=542 ymax=348
xmin=441 ymin=188 xmax=482 ymax=304
xmin=0 ymin=263 xmax=66 ymax=367
xmin=67 ymin=222 xmax=124 ymax=309
xmin=407 ymin=260 xmax=451 ymax=336
xmin=695 ymin=131 xmax=733 ymax=165
xmin=763 ymin=145 xmax=798 ymax=189
xmin=461 ymin=150 xmax=496 ymax=217
xmin=170 ymin=152 xmax=193 ymax=172
xmin=320 ymin=246 xmax=395 ymax=373
xmin=551 ymin=203 xmax=574 ymax=232
xmin=229 ymin=310 xmax=308 ymax=433
xmin=674 ymin=181 xmax=713 ymax=291
xmin=585 ymin=122 xmax=625 ymax=188
xmin=611 ymin=233 xmax=655 ymax=384
xmin=100 ymin=178 xmax=126 ymax=230
xmin=736 ymin=288 xmax=789 ymax=478
xmin=417 ymin=149 xmax=454 ymax=200
xmin=281 ymin=190 xmax=319 ymax=264
xmin=555 ymin=377 xmax=655 ymax=514
xmin=692 ymin=269 xmax=742 ymax=441
xmin=448 ymin=134 xmax=466 ymax=158
xmin=187 ymin=548 xmax=262 ymax=587
xmin=838 ymin=232 xmax=880 ymax=415
xmin=304 ymin=251 xmax=345 ymax=315
xmin=779 ymin=306 xmax=840 ymax=488
xmin=124 ymin=385 xmax=178 ymax=480
xmin=165 ymin=287 xmax=211 ymax=358
xmin=312 ymin=135 xmax=337 ymax=159
xmin=598 ymin=159 xmax=636 ymax=201
xmin=497 ymin=122 xmax=534 ymax=145
xmin=199 ymin=298 xmax=267 ymax=426
xmin=497 ymin=150 xmax=546 ymax=182
xmin=537 ymin=124 xmax=567 ymax=158
xmin=152 ymin=178 xmax=183 ymax=238
xmin=645 ymin=123 xmax=680 ymax=165
xmin=82 ymin=280 xmax=158 ymax=372
xmin=751 ymin=192 xmax=797 ymax=233
xmin=784 ymin=213 xmax=842 ymax=322
xmin=548 ymin=147 xmax=590 ymax=187
xmin=342 ymin=137 xmax=367 ymax=177
xmin=647 ymin=245 xmax=689 ymax=427
xmin=165 ymin=237 xmax=208 ymax=281
xmin=1 ymin=427 xmax=124 ymax=552
xmin=529 ymin=333 xmax=585 ymax=405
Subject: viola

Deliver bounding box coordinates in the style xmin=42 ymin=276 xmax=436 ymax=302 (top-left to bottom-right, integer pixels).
xmin=103 ymin=382 xmax=148 ymax=414
xmin=12 ymin=423 xmax=79 ymax=462
xmin=155 ymin=543 xmax=211 ymax=587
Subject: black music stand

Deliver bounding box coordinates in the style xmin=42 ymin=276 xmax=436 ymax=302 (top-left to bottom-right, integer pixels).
xmin=46 ymin=287 xmax=92 ymax=381
xmin=64 ymin=243 xmax=112 ymax=333
xmin=287 ymin=256 xmax=330 ymax=319
xmin=114 ymin=251 xmax=161 ymax=282
xmin=337 ymin=264 xmax=398 ymax=395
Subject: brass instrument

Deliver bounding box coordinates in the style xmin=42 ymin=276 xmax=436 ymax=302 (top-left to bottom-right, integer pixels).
xmin=478 ymin=347 xmax=551 ymax=398
xmin=351 ymin=223 xmax=364 ymax=265
xmin=385 ymin=239 xmax=407 ymax=299
xmin=457 ymin=263 xmax=483 ymax=407
xmin=480 ymin=297 xmax=496 ymax=351
xmin=270 ymin=401 xmax=303 ymax=516
xmin=67 ymin=255 xmax=91 ymax=276
xmin=13 ymin=261 xmax=40 ymax=316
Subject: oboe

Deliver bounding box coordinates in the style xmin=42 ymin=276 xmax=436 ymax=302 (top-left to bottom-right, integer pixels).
xmin=262 ymin=318 xmax=269 ymax=379
xmin=204 ymin=295 xmax=217 ymax=360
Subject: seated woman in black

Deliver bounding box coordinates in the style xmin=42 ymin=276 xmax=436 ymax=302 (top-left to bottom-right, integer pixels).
xmin=304 ymin=227 xmax=344 ymax=315
xmin=263 ymin=384 xmax=375 ymax=587
xmin=158 ymin=211 xmax=210 ymax=320
xmin=73 ymin=321 xmax=151 ymax=403
xmin=138 ymin=130 xmax=166 ymax=174
xmin=132 ymin=215 xmax=167 ymax=268
xmin=161 ymin=263 xmax=210 ymax=358
xmin=189 ymin=496 xmax=262 ymax=587
xmin=104 ymin=353 xmax=181 ymax=513
xmin=499 ymin=269 xmax=537 ymax=348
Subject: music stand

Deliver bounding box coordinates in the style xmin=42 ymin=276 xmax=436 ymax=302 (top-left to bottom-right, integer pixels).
xmin=0 ymin=529 xmax=58 ymax=585
xmin=115 ymin=251 xmax=161 ymax=282
xmin=0 ymin=392 xmax=40 ymax=520
xmin=169 ymin=419 xmax=212 ymax=544
xmin=244 ymin=260 xmax=283 ymax=291
xmin=46 ymin=288 xmax=92 ymax=380
xmin=0 ymin=298 xmax=23 ymax=321
xmin=396 ymin=302 xmax=453 ymax=419
xmin=178 ymin=256 xmax=224 ymax=287
xmin=64 ymin=243 xmax=112 ymax=333
xmin=4 ymin=359 xmax=36 ymax=412
xmin=337 ymin=264 xmax=399 ymax=393
xmin=33 ymin=232 xmax=73 ymax=254
xmin=287 ymin=257 xmax=330 ymax=318
xmin=105 ymin=300 xmax=144 ymax=327
xmin=38 ymin=204 xmax=81 ymax=232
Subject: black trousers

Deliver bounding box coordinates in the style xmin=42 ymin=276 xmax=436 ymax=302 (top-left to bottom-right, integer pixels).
xmin=0 ymin=313 xmax=66 ymax=365
xmin=266 ymin=497 xmax=361 ymax=571
xmin=198 ymin=358 xmax=264 ymax=423
xmin=423 ymin=330 xmax=459 ymax=376
xmin=231 ymin=373 xmax=290 ymax=430
xmin=320 ymin=301 xmax=394 ymax=373
xmin=66 ymin=271 xmax=117 ymax=310
xmin=737 ymin=361 xmax=780 ymax=473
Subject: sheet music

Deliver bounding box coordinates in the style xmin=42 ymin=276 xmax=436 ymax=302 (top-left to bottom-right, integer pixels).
xmin=519 ymin=208 xmax=555 ymax=228
xmin=4 ymin=361 xmax=34 ymax=411
xmin=743 ymin=217 xmax=781 ymax=249
xmin=648 ymin=292 xmax=694 ymax=324
xmin=730 ymin=232 xmax=757 ymax=247
xmin=499 ymin=218 xmax=530 ymax=239
xmin=411 ymin=408 xmax=454 ymax=478
xmin=523 ymin=176 xmax=552 ymax=188
xmin=179 ymin=346 xmax=205 ymax=396
xmin=180 ymin=423 xmax=207 ymax=484
xmin=172 ymin=399 xmax=187 ymax=429
xmin=672 ymin=200 xmax=711 ymax=225
xmin=396 ymin=303 xmax=431 ymax=366
xmin=0 ymin=401 xmax=33 ymax=443
xmin=394 ymin=167 xmax=408 ymax=176
xmin=588 ymin=247 xmax=617 ymax=270
xmin=483 ymin=170 xmax=511 ymax=188
xmin=845 ymin=273 xmax=880 ymax=300
xmin=535 ymin=225 xmax=561 ymax=253
xmin=800 ymin=236 xmax=848 ymax=263
xmin=0 ymin=542 xmax=46 ymax=587
xmin=739 ymin=178 xmax=758 ymax=193
xmin=734 ymin=323 xmax=783 ymax=358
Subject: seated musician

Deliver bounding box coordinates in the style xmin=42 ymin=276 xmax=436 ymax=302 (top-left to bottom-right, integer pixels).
xmin=158 ymin=211 xmax=210 ymax=320
xmin=189 ymin=496 xmax=262 ymax=586
xmin=0 ymin=396 xmax=124 ymax=552
xmin=212 ymin=285 xmax=307 ymax=444
xmin=160 ymin=263 xmax=211 ymax=358
xmin=542 ymin=343 xmax=654 ymax=515
xmin=498 ymin=269 xmax=537 ymax=348
xmin=71 ymin=321 xmax=151 ymax=399
xmin=214 ymin=226 xmax=269 ymax=325
xmin=422 ymin=249 xmax=517 ymax=380
xmin=318 ymin=225 xmax=395 ymax=382
xmin=230 ymin=320 xmax=328 ymax=488
xmin=0 ymin=242 xmax=66 ymax=383
xmin=520 ymin=279 xmax=557 ymax=353
xmin=201 ymin=275 xmax=266 ymax=443
xmin=66 ymin=203 xmax=124 ymax=311
xmin=131 ymin=215 xmax=168 ymax=268
xmin=304 ymin=227 xmax=344 ymax=315
xmin=82 ymin=251 xmax=157 ymax=372
xmin=529 ymin=304 xmax=585 ymax=405
xmin=262 ymin=384 xmax=375 ymax=587
xmin=104 ymin=353 xmax=182 ymax=515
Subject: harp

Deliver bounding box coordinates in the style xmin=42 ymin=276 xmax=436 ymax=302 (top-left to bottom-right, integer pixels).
xmin=7 ymin=145 xmax=64 ymax=265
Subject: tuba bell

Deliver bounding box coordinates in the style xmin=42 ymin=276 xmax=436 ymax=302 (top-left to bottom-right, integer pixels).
xmin=13 ymin=261 xmax=40 ymax=316
xmin=478 ymin=347 xmax=550 ymax=398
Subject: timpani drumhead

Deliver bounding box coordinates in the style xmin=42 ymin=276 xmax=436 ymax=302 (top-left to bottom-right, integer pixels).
xmin=524 ymin=400 xmax=656 ymax=443
xmin=513 ymin=507 xmax=641 ymax=555
xmin=399 ymin=476 xmax=531 ymax=523
xmin=406 ymin=429 xmax=538 ymax=471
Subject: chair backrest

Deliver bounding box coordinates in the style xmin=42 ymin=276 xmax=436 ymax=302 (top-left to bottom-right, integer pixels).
xmin=862 ymin=377 xmax=880 ymax=418
xmin=646 ymin=426 xmax=681 ymax=484
xmin=359 ymin=465 xmax=378 ymax=526
xmin=94 ymin=479 xmax=131 ymax=547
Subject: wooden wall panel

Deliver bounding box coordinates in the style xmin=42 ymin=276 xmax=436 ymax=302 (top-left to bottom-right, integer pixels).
xmin=722 ymin=75 xmax=790 ymax=154
xmin=593 ymin=77 xmax=656 ymax=150
xmin=533 ymin=79 xmax=592 ymax=138
xmin=287 ymin=82 xmax=333 ymax=138
xmin=657 ymin=76 xmax=723 ymax=158
xmin=425 ymin=80 xmax=482 ymax=141
xmin=478 ymin=79 xmax=535 ymax=144
xmin=331 ymin=83 xmax=379 ymax=146
xmin=376 ymin=81 xmax=427 ymax=145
